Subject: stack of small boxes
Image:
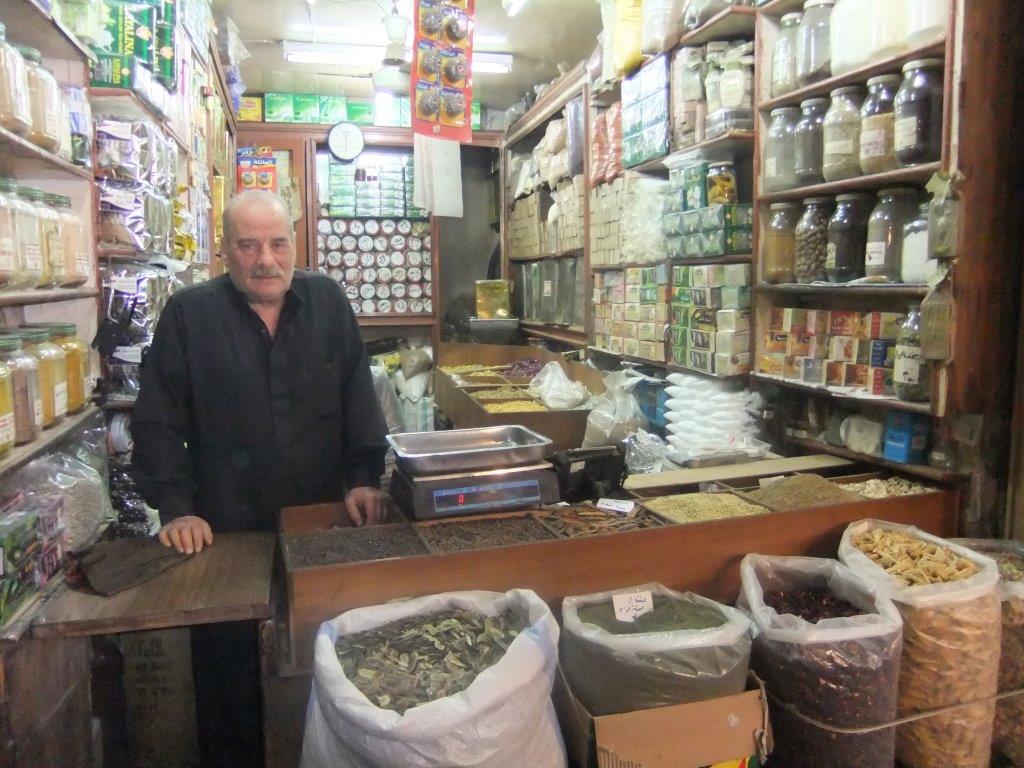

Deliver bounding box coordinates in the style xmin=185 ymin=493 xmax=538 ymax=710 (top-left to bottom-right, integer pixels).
xmin=553 ymin=176 xmax=585 ymax=253
xmin=327 ymin=155 xmax=424 ymax=219
xmin=405 ymin=161 xmax=426 ymax=218
xmin=758 ymin=308 xmax=906 ymax=396
xmin=593 ymin=265 xmax=670 ymax=361
xmin=0 ymin=497 xmax=67 ymax=623
xmin=622 ymin=56 xmax=670 ymax=169
xmin=509 ymin=192 xmax=545 ymax=261
xmin=670 ymin=264 xmax=752 ymax=375
xmin=664 ymin=161 xmax=753 ymax=259
xmin=328 ymin=161 xmax=357 ymax=217
xmin=589 ymin=178 xmax=628 ymax=266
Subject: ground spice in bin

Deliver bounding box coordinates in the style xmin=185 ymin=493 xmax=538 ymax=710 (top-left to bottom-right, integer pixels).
xmin=283 ymin=525 xmax=428 ymax=567
xmin=739 ymin=554 xmax=903 ymax=768
xmin=417 ymin=516 xmax=555 ymax=554
xmin=743 ymin=474 xmax=863 ymax=510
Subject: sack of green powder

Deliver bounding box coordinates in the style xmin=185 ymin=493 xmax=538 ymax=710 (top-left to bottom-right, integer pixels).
xmin=300 ymin=589 xmax=566 ymax=768
xmin=561 ymin=583 xmax=751 ymax=716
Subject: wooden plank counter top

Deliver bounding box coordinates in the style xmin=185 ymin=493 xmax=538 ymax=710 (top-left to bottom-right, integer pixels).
xmin=31 ymin=533 xmax=276 ymax=639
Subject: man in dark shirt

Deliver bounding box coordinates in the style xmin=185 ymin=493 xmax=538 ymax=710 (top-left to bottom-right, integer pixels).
xmin=130 ymin=190 xmax=390 ymax=767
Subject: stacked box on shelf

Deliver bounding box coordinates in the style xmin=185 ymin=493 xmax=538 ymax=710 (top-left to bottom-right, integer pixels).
xmin=509 ymin=192 xmax=545 ymax=261
xmin=593 ymin=268 xmax=668 ymax=361
xmin=553 ymin=176 xmax=585 ymax=253
xmin=671 ymin=263 xmax=752 ymax=375
xmin=669 ymin=46 xmax=707 ymax=150
xmin=758 ymin=309 xmax=905 ymax=396
xmin=621 ymin=56 xmax=669 ymax=168
xmin=589 ymin=178 xmax=627 ymax=266
xmin=329 ymin=161 xmax=357 ymax=217
xmin=664 ymin=157 xmax=753 ymax=259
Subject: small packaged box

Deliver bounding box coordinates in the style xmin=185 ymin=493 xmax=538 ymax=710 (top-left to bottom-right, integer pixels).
xmin=638 ymin=341 xmax=666 ymax=362
xmin=701 ymin=228 xmax=753 ymax=257
xmin=689 ymin=263 xmax=752 ymax=288
xmin=689 ymin=307 xmax=718 ymax=328
xmin=780 ymin=308 xmax=808 ymax=334
xmin=883 ymin=413 xmax=930 ymax=464
xmin=783 ymin=356 xmax=805 ymax=380
xmin=671 ymin=345 xmax=687 ymax=364
xmin=843 ymin=363 xmax=869 ymax=388
xmin=806 ymin=334 xmax=831 ymax=359
xmin=785 ymin=333 xmax=813 ymax=357
xmin=867 ymin=367 xmax=896 ymax=396
xmin=624 ymin=303 xmax=641 ymax=323
xmin=700 ymin=203 xmax=754 ymax=231
xmin=639 ymin=303 xmax=669 ymax=323
xmin=768 ymin=307 xmax=785 ymax=332
xmin=763 ymin=332 xmax=789 ymax=355
xmin=672 ymin=266 xmax=690 ymax=287
xmin=867 ymin=339 xmax=896 ymax=368
xmin=759 ymin=353 xmax=786 ymax=376
xmin=623 ymin=338 xmax=641 ymax=357
xmin=611 ymin=303 xmax=626 ymax=321
xmin=686 ymin=348 xmax=715 ymax=374
xmin=608 ymin=337 xmax=624 ymax=354
xmin=689 ymin=328 xmax=715 ymax=351
xmin=829 ymin=310 xmax=862 ymax=337
xmin=859 ymin=312 xmax=906 ymax=340
xmin=620 ymin=321 xmax=638 ymax=339
xmin=625 ymin=268 xmax=643 ymax=286
xmin=801 ymin=358 xmax=827 ymax=385
xmin=681 ymin=209 xmax=704 ymax=235
xmin=829 ymin=336 xmax=861 ymax=363
xmin=805 ymin=309 xmax=831 ymax=336
xmin=715 ymin=352 xmax=751 ymax=376
xmin=625 ymin=285 xmax=641 ymax=303
xmin=715 ymin=331 xmax=749 ymax=355
xmin=717 ymin=309 xmax=750 ymax=333
xmin=826 ymin=361 xmax=847 ymax=387
xmin=670 ymin=325 xmax=687 ymax=346
xmin=637 ymin=322 xmax=662 ymax=342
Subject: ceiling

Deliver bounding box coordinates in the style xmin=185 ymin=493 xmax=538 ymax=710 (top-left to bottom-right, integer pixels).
xmin=212 ymin=0 xmax=602 ymax=111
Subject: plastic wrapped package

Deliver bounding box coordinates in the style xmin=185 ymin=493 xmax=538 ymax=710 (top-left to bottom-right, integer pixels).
xmin=15 ymin=453 xmax=104 ymax=551
xmin=598 ymin=0 xmax=618 ymax=85
xmin=300 ymin=589 xmax=566 ymax=768
xmin=590 ymin=111 xmax=609 ymax=186
xmin=604 ymin=102 xmax=623 ymax=181
xmin=642 ymin=0 xmax=686 ymax=54
xmin=683 ymin=0 xmax=738 ymax=31
xmin=582 ymin=370 xmax=647 ymax=447
xmin=662 ymin=373 xmax=764 ymax=462
xmin=620 ymin=176 xmax=668 ymax=263
xmin=95 ymin=116 xmax=149 ymax=182
xmin=738 ymin=555 xmax=902 ymax=768
xmin=564 ymin=96 xmax=585 ymax=178
xmin=61 ymin=85 xmax=93 ymax=169
xmin=98 ymin=180 xmax=151 ymax=251
xmin=562 ymin=583 xmax=751 ymax=716
xmin=543 ymin=119 xmax=567 ymax=154
xmin=527 ymin=362 xmax=589 ymax=410
xmin=613 ymin=0 xmax=644 ymax=76
xmin=624 ymin=430 xmax=669 ymax=474
xmin=839 ymin=520 xmax=1001 ymax=768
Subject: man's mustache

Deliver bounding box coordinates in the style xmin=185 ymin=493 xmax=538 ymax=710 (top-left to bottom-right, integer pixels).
xmin=250 ymin=268 xmax=285 ymax=278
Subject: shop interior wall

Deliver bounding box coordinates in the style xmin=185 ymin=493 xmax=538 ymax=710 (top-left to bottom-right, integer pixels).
xmin=437 ymin=146 xmax=500 ymax=331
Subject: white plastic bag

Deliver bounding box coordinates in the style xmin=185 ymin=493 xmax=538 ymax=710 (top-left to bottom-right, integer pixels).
xmin=562 ymin=583 xmax=751 ymax=716
xmin=528 ymin=362 xmax=589 ymax=410
xmin=17 ymin=453 xmax=104 ymax=550
xmin=641 ymin=0 xmax=685 ymax=54
xmin=738 ymin=555 xmax=903 ymax=767
xmin=582 ymin=371 xmax=647 ymax=447
xmin=624 ymin=430 xmax=668 ymax=474
xmin=301 ymin=590 xmax=566 ymax=768
xmin=370 ymin=364 xmax=402 ymax=436
xmin=839 ymin=520 xmax=1001 ymax=768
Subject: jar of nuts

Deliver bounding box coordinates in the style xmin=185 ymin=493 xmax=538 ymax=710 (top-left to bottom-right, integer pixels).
xmin=794 ymin=197 xmax=834 ymax=283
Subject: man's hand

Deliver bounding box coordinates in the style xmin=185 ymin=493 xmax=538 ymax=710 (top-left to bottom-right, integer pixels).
xmin=344 ymin=487 xmax=391 ymax=527
xmin=158 ymin=516 xmax=214 ymax=554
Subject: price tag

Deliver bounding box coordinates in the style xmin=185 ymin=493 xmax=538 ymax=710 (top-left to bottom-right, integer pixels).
xmin=596 ymin=498 xmax=636 ymax=517
xmin=113 ymin=345 xmax=144 ymax=364
xmin=110 ymin=277 xmax=139 ymax=294
xmin=613 ymin=590 xmax=653 ymax=623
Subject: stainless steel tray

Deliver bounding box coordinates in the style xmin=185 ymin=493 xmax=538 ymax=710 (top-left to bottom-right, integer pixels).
xmin=388 ymin=426 xmax=552 ymax=475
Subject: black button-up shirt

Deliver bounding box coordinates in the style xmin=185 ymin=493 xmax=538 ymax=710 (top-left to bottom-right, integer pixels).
xmin=130 ymin=272 xmax=389 ymax=533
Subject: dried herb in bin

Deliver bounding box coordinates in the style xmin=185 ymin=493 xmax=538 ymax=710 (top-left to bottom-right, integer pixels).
xmin=335 ymin=608 xmax=526 ymax=713
xmin=577 ymin=594 xmax=727 ymax=635
xmin=417 ymin=517 xmax=555 ymax=553
xmin=763 ymin=588 xmax=864 ymax=623
xmin=744 ymin=474 xmax=863 ymax=510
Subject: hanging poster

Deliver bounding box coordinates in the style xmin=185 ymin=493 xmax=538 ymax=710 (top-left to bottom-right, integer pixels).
xmin=411 ymin=0 xmax=475 ymax=143
xmin=236 ymin=146 xmax=278 ymax=193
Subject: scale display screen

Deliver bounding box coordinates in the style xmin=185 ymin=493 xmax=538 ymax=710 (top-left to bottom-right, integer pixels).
xmin=432 ymin=479 xmax=542 ymax=515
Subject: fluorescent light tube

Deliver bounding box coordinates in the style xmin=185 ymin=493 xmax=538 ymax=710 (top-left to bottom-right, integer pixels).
xmin=504 ymin=0 xmax=529 ymax=17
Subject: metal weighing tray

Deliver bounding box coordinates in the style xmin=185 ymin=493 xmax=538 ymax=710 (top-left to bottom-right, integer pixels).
xmin=388 ymin=426 xmax=553 ymax=475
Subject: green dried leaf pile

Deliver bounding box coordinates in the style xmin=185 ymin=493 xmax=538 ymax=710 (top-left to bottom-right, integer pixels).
xmin=335 ymin=608 xmax=526 ymax=713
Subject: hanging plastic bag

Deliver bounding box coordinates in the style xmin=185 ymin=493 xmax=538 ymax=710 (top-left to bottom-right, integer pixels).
xmin=738 ymin=554 xmax=903 ymax=768
xmin=612 ymin=0 xmax=644 ymax=76
xmin=15 ymin=453 xmax=104 ymax=551
xmin=641 ymin=0 xmax=686 ymax=54
xmin=528 ymin=361 xmax=589 ymax=410
xmin=561 ymin=583 xmax=751 ymax=716
xmin=683 ymin=0 xmax=732 ymax=31
xmin=582 ymin=370 xmax=647 ymax=447
xmin=838 ymin=520 xmax=1001 ymax=768
xmin=953 ymin=539 xmax=1024 ymax=767
xmin=300 ymin=589 xmax=566 ymax=768
xmin=624 ymin=430 xmax=669 ymax=474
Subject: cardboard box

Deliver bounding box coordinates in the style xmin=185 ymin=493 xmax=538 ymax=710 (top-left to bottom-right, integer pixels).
xmin=717 ymin=310 xmax=750 ymax=333
xmin=867 ymin=366 xmax=896 ymax=396
xmin=638 ymin=341 xmax=666 ymax=362
xmin=638 ymin=322 xmax=662 ymax=342
xmin=783 ymin=355 xmax=805 ymax=380
xmin=623 ymin=338 xmax=641 ymax=357
xmin=826 ymin=361 xmax=847 ymax=387
xmin=715 ymin=352 xmax=751 ymax=376
xmin=639 ymin=285 xmax=668 ymax=304
xmin=690 ymin=286 xmax=751 ymax=310
xmin=320 ymin=95 xmax=348 ymax=124
xmin=608 ymin=336 xmax=624 ymax=354
xmin=624 ymin=304 xmax=641 ymax=323
xmin=763 ymin=333 xmax=789 ymax=355
xmin=780 ymin=308 xmax=808 ymax=334
xmin=806 ymin=334 xmax=830 ymax=359
xmin=805 ymin=309 xmax=831 ymax=336
xmin=858 ymin=311 xmax=905 ymax=340
xmin=687 ymin=307 xmax=718 ymax=329
xmin=689 ymin=328 xmax=715 ymax=352
xmin=264 ymin=92 xmax=295 ymax=122
xmin=829 ymin=336 xmax=862 ymax=364
xmin=672 ymin=265 xmax=690 ymax=286
xmin=883 ymin=412 xmax=930 ymax=464
xmin=829 ymin=310 xmax=861 ymax=337
xmin=638 ymin=304 xmax=669 ymax=323
xmin=239 ymin=95 xmax=263 ymax=122
xmin=611 ymin=304 xmax=626 ymax=321
xmin=715 ymin=331 xmax=749 ymax=356
xmin=867 ymin=340 xmax=896 ymax=368
xmin=689 ymin=263 xmax=752 ymax=289
xmin=785 ymin=333 xmax=813 ymax=357
xmin=626 ymin=268 xmax=643 ymax=286
xmin=621 ymin=321 xmax=638 ymax=340
xmin=686 ymin=348 xmax=715 ymax=374
xmin=759 ymin=353 xmax=785 ymax=376
xmin=843 ymin=363 xmax=869 ymax=388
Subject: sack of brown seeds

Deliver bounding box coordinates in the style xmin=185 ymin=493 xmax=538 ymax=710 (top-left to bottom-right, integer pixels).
xmin=839 ymin=520 xmax=1001 ymax=768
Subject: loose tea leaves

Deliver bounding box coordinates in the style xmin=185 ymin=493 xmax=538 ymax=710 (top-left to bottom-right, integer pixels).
xmin=540 ymin=505 xmax=665 ymax=538
xmin=283 ymin=526 xmax=428 ymax=568
xmin=577 ymin=593 xmax=727 ymax=635
xmin=744 ymin=474 xmax=863 ymax=511
xmin=763 ymin=588 xmax=864 ymax=623
xmin=335 ymin=608 xmax=526 ymax=713
xmin=852 ymin=528 xmax=979 ymax=586
xmin=417 ymin=516 xmax=555 ymax=554
xmin=643 ymin=493 xmax=768 ymax=525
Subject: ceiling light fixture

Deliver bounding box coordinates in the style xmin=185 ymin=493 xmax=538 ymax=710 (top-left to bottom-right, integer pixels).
xmin=283 ymin=41 xmax=512 ymax=75
xmin=473 ymin=52 xmax=513 ymax=74
xmin=475 ymin=32 xmax=508 ymax=47
xmin=502 ymin=0 xmax=529 ymax=17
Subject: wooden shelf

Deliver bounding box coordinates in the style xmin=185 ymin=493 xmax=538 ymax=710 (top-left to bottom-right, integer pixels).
xmin=589 ymin=346 xmax=667 ymax=368
xmin=506 ymin=62 xmax=588 ymax=146
xmin=757 ymin=162 xmax=942 ymax=203
xmin=751 ymin=372 xmax=934 ymax=415
xmin=509 ymin=249 xmax=584 ymax=263
xmin=90 ymin=89 xmax=192 ymax=157
xmin=665 ymin=362 xmax=747 ymax=381
xmin=758 ymin=40 xmax=947 ymax=112
xmin=5 ymin=0 xmax=95 ymax=66
xmin=786 ymin=435 xmax=965 ymax=483
xmin=591 ymin=261 xmax=663 ymax=272
xmin=0 ymin=405 xmax=99 ymax=484
xmin=755 ymin=282 xmax=929 ymax=299
xmin=0 ymin=123 xmax=93 ymax=179
xmin=679 ymin=5 xmax=757 ymax=46
xmin=755 ymin=0 xmax=805 ymax=15
xmin=631 ymin=131 xmax=756 ymax=176
xmin=356 ymin=315 xmax=436 ymax=327
xmin=672 ymin=254 xmax=752 ymax=266
xmin=0 ymin=287 xmax=99 ymax=308
xmin=521 ymin=322 xmax=588 ymax=346
xmin=209 ymin=45 xmax=238 ymax=137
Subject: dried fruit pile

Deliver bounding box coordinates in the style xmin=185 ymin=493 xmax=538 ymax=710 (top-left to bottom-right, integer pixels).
xmin=763 ymin=588 xmax=864 ymax=623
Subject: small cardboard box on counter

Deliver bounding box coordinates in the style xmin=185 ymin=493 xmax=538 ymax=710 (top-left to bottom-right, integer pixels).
xmin=554 ymin=668 xmax=771 ymax=768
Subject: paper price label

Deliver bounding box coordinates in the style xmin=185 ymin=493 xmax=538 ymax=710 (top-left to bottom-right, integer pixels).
xmin=894 ymin=116 xmax=918 ymax=151
xmin=113 ymin=345 xmax=144 ymax=364
xmin=543 ymin=280 xmax=553 ymax=297
xmin=110 ymin=276 xmax=139 ymax=294
xmin=596 ymin=498 xmax=636 ymax=517
xmin=54 ymin=382 xmax=68 ymax=417
xmin=0 ymin=413 xmax=14 ymax=446
xmin=613 ymin=590 xmax=654 ymax=623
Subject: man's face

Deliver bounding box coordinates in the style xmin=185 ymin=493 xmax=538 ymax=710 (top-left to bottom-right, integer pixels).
xmin=223 ymin=200 xmax=296 ymax=306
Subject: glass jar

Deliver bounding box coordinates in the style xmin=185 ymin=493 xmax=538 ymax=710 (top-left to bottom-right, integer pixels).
xmin=895 ymin=59 xmax=944 ymax=166
xmin=707 ymin=162 xmax=738 ymax=205
xmin=46 ymin=194 xmax=89 ymax=287
xmin=0 ymin=178 xmax=18 ymax=288
xmin=16 ymin=46 xmax=61 ymax=153
xmin=11 ymin=185 xmax=43 ymax=289
xmin=865 ymin=187 xmax=920 ymax=281
xmin=901 ymin=202 xmax=941 ymax=284
xmin=55 ymin=88 xmax=73 ymax=162
xmin=17 ymin=327 xmax=66 ymax=427
xmin=822 ymin=86 xmax=864 ymax=181
xmin=24 ymin=323 xmax=87 ymax=413
xmin=895 ymin=304 xmax=931 ymax=402
xmin=705 ymin=67 xmax=722 ymax=115
xmin=796 ymin=0 xmax=835 ymax=87
xmin=795 ymin=197 xmax=833 ymax=283
xmin=764 ymin=203 xmax=799 ymax=284
xmin=867 ymin=0 xmax=907 ymax=62
xmin=0 ymin=334 xmax=39 ymax=445
xmin=0 ymin=356 xmax=14 ymax=457
xmin=830 ymin=0 xmax=871 ymax=75
xmin=771 ymin=12 xmax=803 ymax=97
xmin=826 ymin=194 xmax=870 ymax=283
xmin=859 ymin=74 xmax=900 ymax=175
xmin=30 ymin=190 xmax=63 ymax=288
xmin=793 ymin=97 xmax=829 ymax=186
xmin=763 ymin=107 xmax=799 ymax=193
xmin=906 ymin=0 xmax=948 ymax=48
xmin=0 ymin=23 xmax=30 ymax=136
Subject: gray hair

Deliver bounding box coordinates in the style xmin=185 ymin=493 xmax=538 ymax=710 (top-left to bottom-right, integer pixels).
xmin=223 ymin=190 xmax=294 ymax=242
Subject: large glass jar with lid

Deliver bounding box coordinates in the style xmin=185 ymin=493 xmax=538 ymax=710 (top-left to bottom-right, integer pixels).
xmin=0 ymin=334 xmax=38 ymax=445
xmin=793 ymin=98 xmax=828 ymax=186
xmin=795 ymin=197 xmax=833 ymax=283
xmin=901 ymin=202 xmax=941 ymax=284
xmin=0 ymin=356 xmax=14 ymax=457
xmin=15 ymin=46 xmax=60 ymax=153
xmin=906 ymin=0 xmax=948 ymax=48
xmin=10 ymin=184 xmax=43 ymax=289
xmin=707 ymin=162 xmax=738 ymax=205
xmin=830 ymin=0 xmax=870 ymax=75
xmin=865 ymin=188 xmax=920 ymax=280
xmin=771 ymin=13 xmax=802 ymax=97
xmin=0 ymin=177 xmax=18 ymax=288
xmin=0 ymin=23 xmax=30 ymax=136
xmin=894 ymin=304 xmax=931 ymax=402
xmin=47 ymin=194 xmax=89 ymax=287
xmin=763 ymin=107 xmax=799 ymax=193
xmin=859 ymin=75 xmax=900 ymax=175
xmin=764 ymin=203 xmax=799 ymax=284
xmin=24 ymin=323 xmax=87 ymax=413
xmin=16 ymin=327 xmax=66 ymax=428
xmin=20 ymin=188 xmax=54 ymax=287
xmin=894 ymin=59 xmax=944 ymax=166
xmin=796 ymin=0 xmax=835 ymax=87
xmin=822 ymin=87 xmax=863 ymax=181
xmin=826 ymin=194 xmax=870 ymax=283
xmin=867 ymin=0 xmax=907 ymax=62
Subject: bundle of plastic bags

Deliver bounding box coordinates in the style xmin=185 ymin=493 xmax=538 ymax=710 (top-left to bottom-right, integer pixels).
xmin=582 ymin=371 xmax=646 ymax=447
xmin=663 ymin=372 xmax=765 ymax=462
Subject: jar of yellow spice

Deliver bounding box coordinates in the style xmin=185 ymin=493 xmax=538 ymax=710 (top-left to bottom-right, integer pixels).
xmin=0 ymin=345 xmax=15 ymax=457
xmin=23 ymin=322 xmax=88 ymax=412
xmin=0 ymin=333 xmax=37 ymax=445
xmin=16 ymin=326 xmax=65 ymax=427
